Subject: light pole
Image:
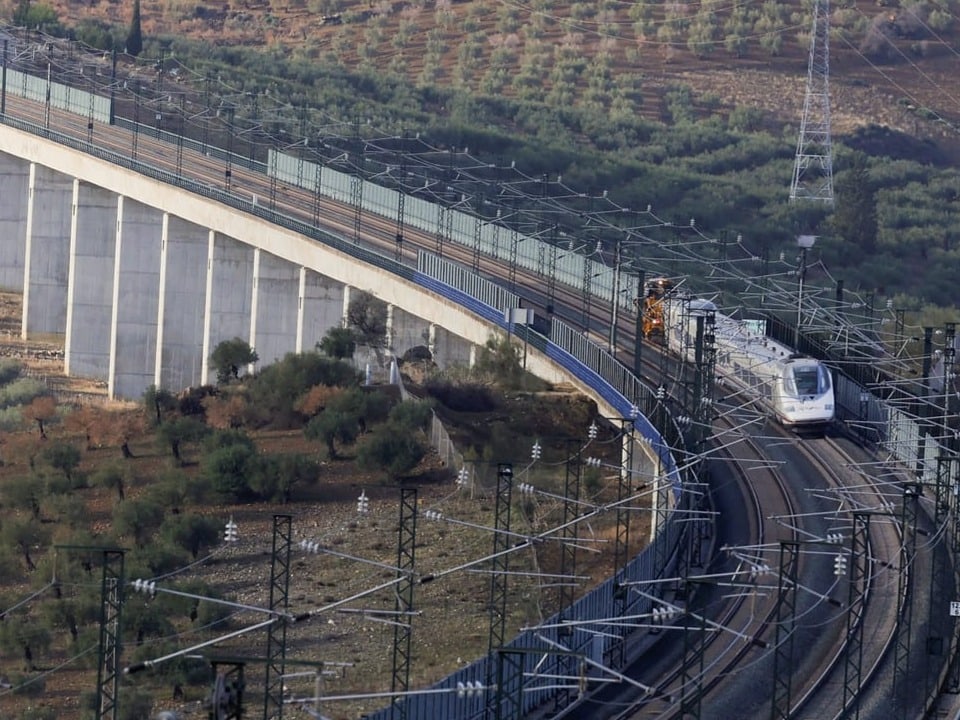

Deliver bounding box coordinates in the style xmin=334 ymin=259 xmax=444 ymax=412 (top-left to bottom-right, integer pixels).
xmin=609 ymin=234 xmax=622 ymax=355
xmin=2 ymin=39 xmax=8 ymax=120
xmin=795 ymin=234 xmax=816 ymax=348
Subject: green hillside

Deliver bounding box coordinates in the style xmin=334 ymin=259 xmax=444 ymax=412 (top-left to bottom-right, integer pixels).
xmin=5 ymin=0 xmax=960 ymax=313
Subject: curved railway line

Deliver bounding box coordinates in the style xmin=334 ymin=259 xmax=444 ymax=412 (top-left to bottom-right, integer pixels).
xmin=588 ymin=415 xmax=904 ymax=720
xmin=0 ymin=93 xmax=934 ymax=719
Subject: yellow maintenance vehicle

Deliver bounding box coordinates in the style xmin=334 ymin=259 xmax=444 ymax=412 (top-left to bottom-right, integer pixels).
xmin=640 ymin=277 xmax=674 ymax=343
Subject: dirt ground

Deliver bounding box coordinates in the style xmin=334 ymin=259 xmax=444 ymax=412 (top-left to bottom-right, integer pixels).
xmin=0 ymin=293 xmax=107 ymax=400
xmin=0 ymin=291 xmax=645 ymax=719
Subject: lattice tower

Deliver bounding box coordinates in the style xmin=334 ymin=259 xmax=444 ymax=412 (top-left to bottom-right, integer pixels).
xmin=790 ymin=0 xmax=834 ymax=204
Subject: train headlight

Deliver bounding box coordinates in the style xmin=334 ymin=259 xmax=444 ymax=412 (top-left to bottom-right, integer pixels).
xmin=825 ymin=404 xmax=833 ymax=411
xmin=784 ymin=405 xmax=796 ymax=413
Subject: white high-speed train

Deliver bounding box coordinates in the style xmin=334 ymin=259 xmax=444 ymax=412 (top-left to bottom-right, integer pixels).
xmin=662 ymin=292 xmax=835 ymax=433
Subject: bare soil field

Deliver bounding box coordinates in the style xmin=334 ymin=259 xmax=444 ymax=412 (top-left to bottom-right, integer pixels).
xmin=0 ymin=292 xmax=644 ymax=719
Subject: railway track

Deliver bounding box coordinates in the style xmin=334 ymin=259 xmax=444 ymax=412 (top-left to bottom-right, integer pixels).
xmin=571 ymin=395 xmax=906 ymax=720
xmin=600 ymin=406 xmax=797 ymax=720
xmin=789 ymin=435 xmax=903 ymax=720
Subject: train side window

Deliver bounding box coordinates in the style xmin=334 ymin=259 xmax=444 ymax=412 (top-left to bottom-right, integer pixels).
xmin=818 ymin=365 xmax=833 ymax=391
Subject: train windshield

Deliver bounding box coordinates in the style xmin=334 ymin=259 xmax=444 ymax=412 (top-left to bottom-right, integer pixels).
xmin=788 ymin=364 xmax=831 ymax=397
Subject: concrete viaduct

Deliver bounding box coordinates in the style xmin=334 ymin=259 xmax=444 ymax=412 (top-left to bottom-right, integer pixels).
xmin=0 ymin=122 xmax=630 ymax=430
xmin=0 ymin=125 xmax=502 ymax=398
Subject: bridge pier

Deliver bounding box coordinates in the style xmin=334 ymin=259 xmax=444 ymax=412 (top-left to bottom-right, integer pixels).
xmin=0 ymin=151 xmax=29 ymax=291
xmin=250 ymin=247 xmax=300 ymax=368
xmin=109 ymin=196 xmax=163 ymax=399
xmin=23 ymin=162 xmax=72 ymax=339
xmin=297 ymin=268 xmax=345 ymax=354
xmin=203 ymin=232 xmax=254 ymax=385
xmin=65 ymin=179 xmax=117 ymax=379
xmin=156 ymin=214 xmax=208 ymax=391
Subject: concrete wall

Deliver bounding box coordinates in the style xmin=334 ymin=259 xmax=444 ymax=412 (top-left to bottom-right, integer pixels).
xmin=251 ymin=248 xmax=299 ymax=368
xmin=203 ymin=233 xmax=254 ymax=385
xmin=23 ymin=162 xmax=72 ymax=337
xmin=65 ymin=180 xmax=118 ymax=378
xmin=157 ymin=215 xmax=208 ymax=390
xmin=297 ymin=269 xmax=344 ymax=354
xmin=429 ymin=324 xmax=474 ymax=368
xmin=388 ymin=304 xmax=430 ymax=359
xmin=110 ymin=197 xmax=163 ymax=399
xmin=0 ymin=152 xmax=29 ymax=291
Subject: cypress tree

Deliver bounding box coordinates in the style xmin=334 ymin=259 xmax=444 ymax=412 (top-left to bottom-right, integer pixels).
xmin=830 ymin=151 xmax=878 ymax=254
xmin=12 ymin=0 xmax=31 ymax=27
xmin=126 ymin=0 xmax=143 ymax=57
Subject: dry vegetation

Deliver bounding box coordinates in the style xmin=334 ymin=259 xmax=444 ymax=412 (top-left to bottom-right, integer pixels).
xmin=0 ymin=292 xmax=648 ymax=719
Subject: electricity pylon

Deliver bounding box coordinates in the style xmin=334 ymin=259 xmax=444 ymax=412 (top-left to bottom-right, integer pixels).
xmin=790 ymin=0 xmax=834 ymax=204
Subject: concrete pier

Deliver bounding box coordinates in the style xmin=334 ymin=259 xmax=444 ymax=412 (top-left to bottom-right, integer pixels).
xmin=251 ymin=248 xmax=299 ymax=368
xmin=298 ymin=269 xmax=345 ymax=354
xmin=203 ymin=233 xmax=254 ymax=384
xmin=156 ymin=215 xmax=208 ymax=391
xmin=0 ymin=152 xmax=30 ymax=291
xmin=65 ymin=180 xmax=118 ymax=378
xmin=23 ymin=163 xmax=72 ymax=338
xmin=109 ymin=197 xmax=163 ymax=400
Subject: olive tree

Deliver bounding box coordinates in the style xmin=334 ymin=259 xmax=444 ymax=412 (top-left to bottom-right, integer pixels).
xmin=210 ymin=338 xmax=259 ymax=383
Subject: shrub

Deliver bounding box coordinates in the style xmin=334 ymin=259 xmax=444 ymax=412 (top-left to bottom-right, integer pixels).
xmin=44 ymin=492 xmax=87 ymax=527
xmin=202 ymin=443 xmax=260 ymax=502
xmin=246 ymin=352 xmax=360 ymax=428
xmin=92 ymin=465 xmax=127 ymax=501
xmin=0 ymin=359 xmax=22 ymax=386
xmin=74 ymin=19 xmax=118 ymax=50
xmin=305 ymin=410 xmax=359 ymax=460
xmin=0 ymin=378 xmax=47 ymax=409
xmin=251 ymin=453 xmax=319 ymax=502
xmin=113 ymin=499 xmax=165 ymax=546
xmin=196 ymin=593 xmax=233 ymax=630
xmin=388 ymin=400 xmax=433 ymax=430
xmin=138 ymin=541 xmax=191 ymax=576
xmin=40 ymin=442 xmax=82 ymax=484
xmin=347 ymin=291 xmax=388 ymax=346
xmin=204 ymin=428 xmax=256 ymax=453
xmin=118 ymin=686 xmax=153 ymax=720
xmin=143 ymin=385 xmax=177 ymax=425
xmin=161 ymin=513 xmax=222 ymax=559
xmin=328 ymin=387 xmax=392 ymax=429
xmin=157 ymin=416 xmax=210 ymax=464
xmin=423 ymin=379 xmax=498 ymax=412
xmin=356 ymin=423 xmax=427 ymax=480
xmin=144 ymin=468 xmax=192 ymax=511
xmin=317 ymin=327 xmax=357 ymax=359
xmin=179 ymin=385 xmax=217 ymax=417
xmin=0 ymin=405 xmax=23 ymax=432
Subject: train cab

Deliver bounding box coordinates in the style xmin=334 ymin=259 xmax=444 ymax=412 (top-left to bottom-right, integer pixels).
xmin=775 ymin=355 xmax=834 ymax=432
